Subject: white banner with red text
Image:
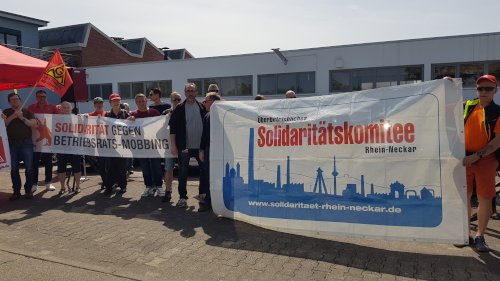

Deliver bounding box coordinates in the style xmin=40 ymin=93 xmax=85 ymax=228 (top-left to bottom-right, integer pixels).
xmin=0 ymin=121 xmax=12 ymax=172
xmin=32 ymin=114 xmax=172 ymax=158
xmin=210 ymin=79 xmax=468 ymax=243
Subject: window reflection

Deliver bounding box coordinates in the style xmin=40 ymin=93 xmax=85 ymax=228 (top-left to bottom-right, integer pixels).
xmin=258 ymin=72 xmax=316 ymax=95
xmin=330 ymin=66 xmax=423 ymax=93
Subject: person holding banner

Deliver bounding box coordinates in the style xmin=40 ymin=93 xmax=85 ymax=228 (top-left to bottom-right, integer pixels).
xmin=87 ymin=97 xmax=107 ymax=189
xmin=103 ymin=93 xmax=129 ymax=195
xmin=89 ymin=97 xmax=106 ymax=117
xmin=462 ymin=74 xmax=500 ymax=252
xmin=2 ymin=93 xmax=38 ymax=200
xmin=149 ymin=87 xmax=171 ymax=114
xmin=169 ymin=83 xmax=207 ymax=208
xmin=28 ymin=90 xmax=58 ymax=193
xmin=56 ymin=102 xmax=82 ymax=194
xmin=160 ymin=91 xmax=182 ymax=203
xmin=198 ymin=92 xmax=221 ymax=212
xmin=128 ymin=93 xmax=163 ymax=198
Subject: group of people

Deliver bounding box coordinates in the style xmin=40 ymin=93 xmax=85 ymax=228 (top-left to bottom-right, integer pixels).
xmin=3 ymin=82 xmax=221 ymax=212
xmin=2 ymin=77 xmax=500 ymax=251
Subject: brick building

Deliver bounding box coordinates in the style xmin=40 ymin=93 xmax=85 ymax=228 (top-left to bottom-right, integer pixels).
xmin=39 ymin=23 xmax=165 ymax=67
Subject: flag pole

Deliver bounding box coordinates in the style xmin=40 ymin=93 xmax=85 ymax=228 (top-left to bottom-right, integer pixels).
xmin=20 ymin=77 xmax=42 ymax=108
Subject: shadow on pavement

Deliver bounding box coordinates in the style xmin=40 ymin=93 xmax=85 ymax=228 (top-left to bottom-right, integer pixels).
xmin=1 ymin=186 xmax=499 ymax=279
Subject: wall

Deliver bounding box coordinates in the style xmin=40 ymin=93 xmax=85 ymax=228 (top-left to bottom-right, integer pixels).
xmin=81 ymin=33 xmax=500 ymax=111
xmin=0 ymin=17 xmax=40 ymax=48
xmin=81 ymin=29 xmax=164 ymax=67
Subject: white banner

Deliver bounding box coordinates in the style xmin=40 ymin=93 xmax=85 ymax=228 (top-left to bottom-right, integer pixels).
xmin=32 ymin=114 xmax=172 ymax=158
xmin=0 ymin=120 xmax=12 ymax=172
xmin=211 ymin=79 xmax=468 ymax=243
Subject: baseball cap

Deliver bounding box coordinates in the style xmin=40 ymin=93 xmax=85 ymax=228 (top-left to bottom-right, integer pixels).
xmin=109 ymin=93 xmax=121 ymax=101
xmin=93 ymin=97 xmax=104 ymax=103
xmin=476 ymin=74 xmax=497 ymax=85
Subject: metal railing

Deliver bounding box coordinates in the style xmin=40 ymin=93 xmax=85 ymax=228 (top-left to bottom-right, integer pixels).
xmin=0 ymin=43 xmax=80 ymax=66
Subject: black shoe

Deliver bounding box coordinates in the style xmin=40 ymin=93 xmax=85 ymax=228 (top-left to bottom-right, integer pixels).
xmin=118 ymin=187 xmax=127 ymax=193
xmin=162 ymin=191 xmax=172 ymax=203
xmin=9 ymin=193 xmax=21 ymax=201
xmin=198 ymin=203 xmax=212 ymax=212
xmin=102 ymin=189 xmax=113 ymax=195
xmin=25 ymin=193 xmax=34 ymax=199
xmin=473 ymin=236 xmax=490 ymax=252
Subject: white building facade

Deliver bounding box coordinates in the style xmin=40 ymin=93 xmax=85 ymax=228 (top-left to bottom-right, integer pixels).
xmin=84 ymin=32 xmax=500 ymax=112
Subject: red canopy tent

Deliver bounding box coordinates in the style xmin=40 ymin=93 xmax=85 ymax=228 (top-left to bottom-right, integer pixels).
xmin=0 ymin=45 xmax=47 ymax=91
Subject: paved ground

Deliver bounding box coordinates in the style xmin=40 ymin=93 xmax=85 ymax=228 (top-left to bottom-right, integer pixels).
xmin=0 ymin=168 xmax=499 ymax=281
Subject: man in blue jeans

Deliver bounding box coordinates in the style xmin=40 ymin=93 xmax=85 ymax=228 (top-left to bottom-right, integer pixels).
xmin=169 ymin=83 xmax=207 ymax=207
xmin=2 ymin=93 xmax=38 ymax=200
xmin=128 ymin=93 xmax=163 ymax=197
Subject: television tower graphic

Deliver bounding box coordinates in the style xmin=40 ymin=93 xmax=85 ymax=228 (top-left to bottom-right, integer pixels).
xmin=286 ymin=156 xmax=291 ymax=185
xmin=248 ymin=128 xmax=254 ymax=185
xmin=313 ymin=167 xmax=328 ymax=194
xmin=332 ymin=156 xmax=338 ymax=196
xmin=276 ymin=165 xmax=281 ymax=190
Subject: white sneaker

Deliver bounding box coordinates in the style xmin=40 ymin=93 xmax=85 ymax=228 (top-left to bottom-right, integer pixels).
xmin=31 ymin=185 xmax=38 ymax=193
xmin=141 ymin=187 xmax=154 ymax=197
xmin=156 ymin=187 xmax=166 ymax=197
xmin=176 ymin=198 xmax=187 ymax=208
xmin=45 ymin=183 xmax=56 ymax=191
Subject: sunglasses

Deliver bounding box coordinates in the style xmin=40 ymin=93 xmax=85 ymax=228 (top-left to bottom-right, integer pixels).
xmin=172 ymin=98 xmax=181 ymax=102
xmin=37 ymin=95 xmax=47 ymax=98
xmin=209 ymin=89 xmax=219 ymax=93
xmin=477 ymin=86 xmax=496 ymax=92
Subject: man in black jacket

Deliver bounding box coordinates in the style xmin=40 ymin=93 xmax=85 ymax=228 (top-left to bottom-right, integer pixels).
xmin=198 ymin=92 xmax=221 ymax=212
xmin=169 ymin=83 xmax=207 ymax=207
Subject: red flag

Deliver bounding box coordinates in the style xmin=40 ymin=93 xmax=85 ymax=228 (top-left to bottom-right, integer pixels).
xmin=38 ymin=49 xmax=73 ymax=97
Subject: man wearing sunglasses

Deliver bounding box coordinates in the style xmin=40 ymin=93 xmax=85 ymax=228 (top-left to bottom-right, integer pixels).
xmin=28 ymin=90 xmax=58 ymax=193
xmin=149 ymin=87 xmax=171 ymax=114
xmin=461 ymin=74 xmax=500 ymax=252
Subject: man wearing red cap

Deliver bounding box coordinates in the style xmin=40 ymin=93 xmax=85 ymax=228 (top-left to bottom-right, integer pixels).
xmin=103 ymin=93 xmax=129 ymax=195
xmin=461 ymin=74 xmax=500 ymax=252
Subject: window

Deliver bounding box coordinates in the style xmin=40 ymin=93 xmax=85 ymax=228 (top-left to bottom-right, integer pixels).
xmin=460 ymin=64 xmax=483 ymax=88
xmin=0 ymin=27 xmax=21 ymax=47
xmin=488 ymin=62 xmax=500 ymax=81
xmin=330 ymin=66 xmax=423 ymax=93
xmin=189 ymin=75 xmax=252 ymax=96
xmin=258 ymin=72 xmax=315 ymax=95
xmin=118 ymin=80 xmax=172 ymax=99
xmin=432 ymin=62 xmax=487 ymax=88
xmin=88 ymin=84 xmax=112 ymax=99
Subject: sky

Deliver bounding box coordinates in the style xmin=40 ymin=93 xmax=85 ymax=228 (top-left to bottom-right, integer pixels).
xmin=4 ymin=0 xmax=500 ymax=58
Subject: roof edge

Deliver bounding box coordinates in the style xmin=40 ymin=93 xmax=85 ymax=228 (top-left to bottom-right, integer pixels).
xmin=0 ymin=10 xmax=48 ymax=27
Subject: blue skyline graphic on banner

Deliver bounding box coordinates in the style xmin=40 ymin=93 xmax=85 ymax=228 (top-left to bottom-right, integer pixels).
xmin=222 ymin=128 xmax=442 ymax=227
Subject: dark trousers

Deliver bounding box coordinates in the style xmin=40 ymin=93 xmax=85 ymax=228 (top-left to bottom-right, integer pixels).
xmin=33 ymin=152 xmax=53 ymax=184
xmin=200 ymin=146 xmax=211 ymax=205
xmin=10 ymin=140 xmax=34 ymax=194
xmin=137 ymin=158 xmax=163 ymax=187
xmin=104 ymin=157 xmax=127 ymax=190
xmin=177 ymin=149 xmax=203 ymax=199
